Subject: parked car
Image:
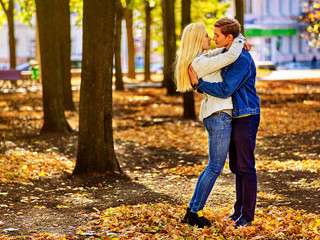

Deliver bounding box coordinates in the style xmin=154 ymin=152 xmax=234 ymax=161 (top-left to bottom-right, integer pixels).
xmin=16 ymin=62 xmax=31 ymax=71
xmin=255 ymin=61 xmax=276 ymax=70
xmin=277 ymin=62 xmax=310 ymax=70
xmin=150 ymin=63 xmax=163 ymax=74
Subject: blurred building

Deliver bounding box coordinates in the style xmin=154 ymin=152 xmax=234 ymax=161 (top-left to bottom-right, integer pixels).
xmin=227 ymin=0 xmax=320 ymax=68
xmin=0 ymin=1 xmax=319 ymax=70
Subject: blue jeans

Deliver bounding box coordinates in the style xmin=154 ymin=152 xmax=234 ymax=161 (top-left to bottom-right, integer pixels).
xmin=189 ymin=112 xmax=232 ymax=213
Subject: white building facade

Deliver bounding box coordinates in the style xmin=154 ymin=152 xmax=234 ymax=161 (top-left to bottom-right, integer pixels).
xmin=0 ymin=12 xmax=83 ymax=69
xmin=0 ymin=1 xmax=319 ymax=69
xmin=228 ymin=0 xmax=320 ymax=68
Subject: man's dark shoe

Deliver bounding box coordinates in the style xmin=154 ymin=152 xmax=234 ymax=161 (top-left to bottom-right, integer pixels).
xmin=225 ymin=213 xmax=240 ymax=221
xmin=234 ymin=217 xmax=251 ymax=229
xmin=188 ymin=212 xmax=211 ymax=228
xmin=181 ymin=207 xmax=191 ymax=223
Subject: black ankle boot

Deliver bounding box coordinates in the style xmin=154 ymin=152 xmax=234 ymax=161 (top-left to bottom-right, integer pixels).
xmin=188 ymin=212 xmax=211 ymax=228
xmin=181 ymin=207 xmax=191 ymax=223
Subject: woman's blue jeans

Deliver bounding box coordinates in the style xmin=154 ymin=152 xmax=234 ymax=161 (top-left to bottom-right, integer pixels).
xmin=189 ymin=112 xmax=232 ymax=213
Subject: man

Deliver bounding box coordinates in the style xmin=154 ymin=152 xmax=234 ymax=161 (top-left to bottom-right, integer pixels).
xmin=189 ymin=17 xmax=260 ymax=228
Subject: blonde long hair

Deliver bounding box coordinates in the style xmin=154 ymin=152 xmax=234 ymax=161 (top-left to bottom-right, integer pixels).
xmin=175 ymin=23 xmax=206 ymax=92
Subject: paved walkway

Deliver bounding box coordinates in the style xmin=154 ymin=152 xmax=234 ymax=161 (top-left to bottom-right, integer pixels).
xmin=259 ymin=69 xmax=320 ymax=81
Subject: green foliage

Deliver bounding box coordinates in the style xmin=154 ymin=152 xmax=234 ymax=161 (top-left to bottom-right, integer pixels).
xmin=298 ymin=0 xmax=320 ymax=48
xmin=0 ymin=0 xmax=9 ymax=28
xmin=175 ymin=0 xmax=230 ymax=49
xmin=70 ymin=0 xmax=83 ymax=26
xmin=132 ymin=0 xmax=230 ymax=53
xmin=16 ymin=0 xmax=34 ymax=26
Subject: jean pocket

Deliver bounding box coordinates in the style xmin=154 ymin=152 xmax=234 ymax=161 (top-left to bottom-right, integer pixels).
xmin=203 ymin=117 xmax=215 ymax=134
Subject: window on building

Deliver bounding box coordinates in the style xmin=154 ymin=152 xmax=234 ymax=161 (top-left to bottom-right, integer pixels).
xmin=244 ymin=0 xmax=253 ymax=14
xmin=279 ymin=0 xmax=287 ymax=15
xmin=277 ymin=37 xmax=283 ymax=53
xmin=298 ymin=37 xmax=303 ymax=53
xmin=288 ymin=36 xmax=294 ymax=54
xmin=266 ymin=0 xmax=272 ymax=16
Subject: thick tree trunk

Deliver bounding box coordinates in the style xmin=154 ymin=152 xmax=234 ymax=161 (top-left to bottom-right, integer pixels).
xmin=144 ymin=0 xmax=151 ymax=81
xmin=35 ymin=0 xmax=72 ymax=134
xmin=162 ymin=0 xmax=177 ymax=95
xmin=58 ymin=0 xmax=75 ymax=111
xmin=115 ymin=0 xmax=124 ymax=91
xmin=181 ymin=0 xmax=196 ymax=119
xmin=74 ymin=0 xmax=121 ymax=174
xmin=235 ymin=0 xmax=244 ymax=34
xmin=125 ymin=0 xmax=135 ymax=79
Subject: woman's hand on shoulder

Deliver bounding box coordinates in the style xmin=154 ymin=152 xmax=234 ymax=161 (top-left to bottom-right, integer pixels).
xmin=244 ymin=39 xmax=252 ymax=51
xmin=188 ymin=65 xmax=199 ymax=85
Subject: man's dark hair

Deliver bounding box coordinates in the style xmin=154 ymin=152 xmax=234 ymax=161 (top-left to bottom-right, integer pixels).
xmin=214 ymin=17 xmax=241 ymax=39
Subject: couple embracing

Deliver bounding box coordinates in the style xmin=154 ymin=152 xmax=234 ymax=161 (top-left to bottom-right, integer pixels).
xmin=175 ymin=17 xmax=260 ymax=228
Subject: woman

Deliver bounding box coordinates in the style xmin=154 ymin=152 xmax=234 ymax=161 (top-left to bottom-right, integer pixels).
xmin=175 ymin=22 xmax=246 ymax=228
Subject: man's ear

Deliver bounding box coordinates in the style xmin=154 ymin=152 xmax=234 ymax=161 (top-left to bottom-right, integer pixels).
xmin=227 ymin=34 xmax=234 ymax=42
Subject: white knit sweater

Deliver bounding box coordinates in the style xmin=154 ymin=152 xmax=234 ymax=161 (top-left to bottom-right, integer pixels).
xmin=191 ymin=36 xmax=245 ymax=121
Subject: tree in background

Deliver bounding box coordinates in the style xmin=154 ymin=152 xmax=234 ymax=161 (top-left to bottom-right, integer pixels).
xmin=58 ymin=0 xmax=75 ymax=111
xmin=0 ymin=0 xmax=16 ymax=69
xmin=180 ymin=0 xmax=196 ymax=120
xmin=299 ymin=0 xmax=320 ymax=49
xmin=16 ymin=0 xmax=75 ymax=111
xmin=162 ymin=0 xmax=177 ymax=95
xmin=234 ymin=0 xmax=244 ymax=34
xmin=115 ymin=0 xmax=124 ymax=91
xmin=124 ymin=0 xmax=136 ymax=79
xmin=144 ymin=0 xmax=154 ymax=81
xmin=35 ymin=0 xmax=72 ymax=134
xmin=74 ymin=0 xmax=121 ymax=174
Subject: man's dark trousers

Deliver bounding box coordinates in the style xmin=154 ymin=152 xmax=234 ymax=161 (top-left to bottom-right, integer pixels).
xmin=229 ymin=114 xmax=260 ymax=222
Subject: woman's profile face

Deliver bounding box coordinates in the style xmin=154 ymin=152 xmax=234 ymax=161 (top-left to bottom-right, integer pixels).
xmin=202 ymin=31 xmax=212 ymax=51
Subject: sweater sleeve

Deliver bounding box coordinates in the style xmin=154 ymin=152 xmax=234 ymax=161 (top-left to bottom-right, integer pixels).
xmin=192 ymin=38 xmax=245 ymax=78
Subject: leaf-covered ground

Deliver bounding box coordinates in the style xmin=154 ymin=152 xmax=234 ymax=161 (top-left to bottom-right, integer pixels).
xmin=0 ymin=76 xmax=319 ymax=239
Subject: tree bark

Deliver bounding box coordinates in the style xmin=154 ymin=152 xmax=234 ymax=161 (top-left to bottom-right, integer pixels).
xmin=144 ymin=0 xmax=151 ymax=81
xmin=181 ymin=0 xmax=196 ymax=119
xmin=74 ymin=0 xmax=121 ymax=174
xmin=234 ymin=0 xmax=244 ymax=34
xmin=8 ymin=0 xmax=16 ymax=69
xmin=35 ymin=0 xmax=72 ymax=134
xmin=58 ymin=0 xmax=75 ymax=111
xmin=125 ymin=0 xmax=136 ymax=79
xmin=115 ymin=0 xmax=124 ymax=91
xmin=0 ymin=0 xmax=16 ymax=69
xmin=162 ymin=0 xmax=177 ymax=95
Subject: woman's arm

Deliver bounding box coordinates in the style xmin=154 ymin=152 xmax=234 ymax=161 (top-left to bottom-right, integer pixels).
xmin=192 ymin=37 xmax=245 ymax=78
xmin=204 ymin=33 xmax=246 ymax=58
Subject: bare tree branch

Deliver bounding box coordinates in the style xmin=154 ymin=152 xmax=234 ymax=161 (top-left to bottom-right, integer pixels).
xmin=0 ymin=0 xmax=9 ymax=16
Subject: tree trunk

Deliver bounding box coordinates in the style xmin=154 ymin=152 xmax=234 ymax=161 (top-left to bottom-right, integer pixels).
xmin=0 ymin=0 xmax=17 ymax=69
xmin=35 ymin=0 xmax=72 ymax=134
xmin=234 ymin=0 xmax=244 ymax=34
xmin=115 ymin=0 xmax=124 ymax=91
xmin=58 ymin=0 xmax=75 ymax=111
xmin=162 ymin=0 xmax=177 ymax=95
xmin=8 ymin=0 xmax=16 ymax=69
xmin=74 ymin=0 xmax=121 ymax=174
xmin=144 ymin=0 xmax=151 ymax=81
xmin=35 ymin=19 xmax=41 ymax=79
xmin=181 ymin=0 xmax=196 ymax=119
xmin=125 ymin=0 xmax=136 ymax=79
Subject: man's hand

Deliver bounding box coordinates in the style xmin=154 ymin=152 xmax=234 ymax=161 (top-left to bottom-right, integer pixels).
xmin=188 ymin=65 xmax=199 ymax=85
xmin=244 ymin=39 xmax=252 ymax=51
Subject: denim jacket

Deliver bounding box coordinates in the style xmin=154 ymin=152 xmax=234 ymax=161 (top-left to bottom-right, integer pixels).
xmin=193 ymin=49 xmax=260 ymax=118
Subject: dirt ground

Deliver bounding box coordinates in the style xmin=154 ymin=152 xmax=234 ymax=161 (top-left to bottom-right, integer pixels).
xmin=0 ymin=80 xmax=319 ymax=238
